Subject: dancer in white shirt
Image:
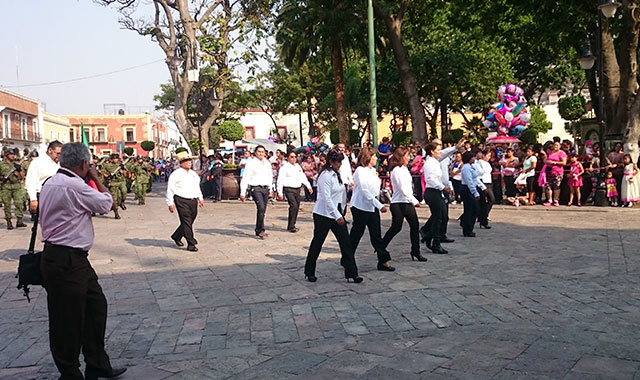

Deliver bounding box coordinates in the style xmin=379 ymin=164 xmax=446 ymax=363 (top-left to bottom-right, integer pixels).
xmin=421 ymin=142 xmax=450 ymax=254
xmin=304 ymin=149 xmax=362 ymax=284
xmin=166 ymin=151 xmax=204 ymax=252
xmin=240 ymin=145 xmax=273 ymax=239
xmin=474 ymin=150 xmax=494 ymax=229
xmin=277 ymin=151 xmax=312 ymax=232
xmin=381 ymin=147 xmax=428 ymax=262
xmin=336 ymin=143 xmax=354 ymax=195
xmin=349 ymin=147 xmax=394 ymax=271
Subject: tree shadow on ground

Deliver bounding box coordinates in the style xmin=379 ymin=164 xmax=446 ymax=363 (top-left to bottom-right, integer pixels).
xmin=196 ymin=228 xmax=254 ymax=238
xmin=125 ymin=238 xmax=175 ymax=248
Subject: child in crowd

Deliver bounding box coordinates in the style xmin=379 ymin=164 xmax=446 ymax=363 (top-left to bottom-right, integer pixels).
xmin=506 ymin=182 xmax=529 ymax=207
xmin=605 ymin=170 xmax=619 ymax=206
xmin=567 ymin=154 xmax=584 ymax=206
xmin=621 ymin=154 xmax=640 ymax=207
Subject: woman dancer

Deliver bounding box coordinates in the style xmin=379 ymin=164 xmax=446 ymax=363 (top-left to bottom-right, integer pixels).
xmin=304 ymin=149 xmax=362 ymax=283
xmin=421 ymin=142 xmax=450 ymax=254
xmin=382 ymin=147 xmax=427 ymax=262
xmin=349 ymin=147 xmax=394 ymax=271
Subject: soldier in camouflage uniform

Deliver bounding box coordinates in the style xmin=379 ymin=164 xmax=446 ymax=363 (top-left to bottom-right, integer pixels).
xmin=132 ymin=156 xmax=151 ymax=205
xmin=0 ymin=148 xmax=27 ymax=229
xmin=102 ymin=154 xmax=128 ymax=219
xmin=22 ymin=150 xmax=39 ymax=219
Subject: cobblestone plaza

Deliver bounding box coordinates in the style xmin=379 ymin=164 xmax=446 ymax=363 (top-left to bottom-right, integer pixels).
xmin=1 ymin=186 xmax=639 ymax=379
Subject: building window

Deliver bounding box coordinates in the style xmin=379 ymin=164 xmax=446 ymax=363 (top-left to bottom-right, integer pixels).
xmin=277 ymin=126 xmax=287 ymax=141
xmin=244 ymin=126 xmax=255 ymax=139
xmin=96 ymin=127 xmax=106 ymax=143
xmin=101 ymin=149 xmax=112 ymax=155
xmin=21 ymin=117 xmax=28 ymax=140
xmin=2 ymin=113 xmax=10 ymax=138
xmin=125 ymin=127 xmax=135 ymax=142
xmin=50 ymin=131 xmax=54 ymax=142
xmin=33 ymin=119 xmax=38 ymax=139
xmin=69 ymin=128 xmax=75 ymax=142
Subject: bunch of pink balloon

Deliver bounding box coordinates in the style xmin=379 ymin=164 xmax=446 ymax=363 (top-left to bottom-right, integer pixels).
xmin=483 ymin=83 xmax=531 ymax=137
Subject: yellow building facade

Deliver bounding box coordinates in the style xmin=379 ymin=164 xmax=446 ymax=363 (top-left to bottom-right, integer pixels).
xmin=43 ymin=112 xmax=71 ymax=145
xmin=374 ymin=112 xmax=482 ymax=142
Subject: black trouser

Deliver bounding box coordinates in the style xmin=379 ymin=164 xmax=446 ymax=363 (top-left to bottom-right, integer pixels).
xmin=421 ymin=188 xmax=446 ymax=244
xmin=201 ymin=180 xmax=212 ymax=198
xmin=504 ymin=175 xmax=516 ymax=198
xmin=305 ymin=213 xmax=358 ymax=278
xmin=171 ymin=195 xmax=198 ymax=246
xmin=212 ymin=175 xmax=222 ymax=201
xmin=412 ymin=177 xmax=423 ymax=202
xmin=41 ymin=243 xmax=113 ymax=380
xmin=460 ymin=186 xmax=479 ymax=235
xmin=492 ymin=175 xmax=503 ymax=204
xmin=283 ymin=186 xmax=302 ymax=230
xmin=451 ymin=179 xmax=462 ymax=202
xmin=350 ymin=207 xmax=391 ymax=264
xmin=251 ymin=186 xmax=269 ymax=235
xmin=478 ymin=183 xmax=493 ymax=227
xmin=383 ymin=203 xmax=420 ymax=256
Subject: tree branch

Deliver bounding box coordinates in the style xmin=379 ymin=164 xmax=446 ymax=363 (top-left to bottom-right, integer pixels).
xmin=196 ymin=0 xmax=223 ymax=28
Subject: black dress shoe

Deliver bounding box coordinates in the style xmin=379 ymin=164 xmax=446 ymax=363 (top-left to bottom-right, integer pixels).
xmin=431 ymin=245 xmax=448 ymax=254
xmin=305 ymin=275 xmax=317 ymax=282
xmin=187 ymin=245 xmax=198 ymax=252
xmin=441 ymin=238 xmax=455 ymax=243
xmin=377 ymin=262 xmax=396 ymax=272
xmin=410 ymin=253 xmax=428 ymax=262
xmin=173 ymin=238 xmax=184 ymax=247
xmin=463 ymin=232 xmax=476 ymax=237
xmin=480 ymin=224 xmax=492 ymax=229
xmin=120 ymin=203 xmax=127 ymax=210
xmin=288 ymin=227 xmax=299 ymax=233
xmin=346 ymin=276 xmax=364 ymax=283
xmin=85 ymin=367 xmax=127 ymax=380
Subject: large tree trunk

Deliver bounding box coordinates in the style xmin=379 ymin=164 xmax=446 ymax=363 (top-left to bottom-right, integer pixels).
xmin=374 ymin=0 xmax=427 ymax=144
xmin=625 ymin=93 xmax=640 ymax=162
xmin=331 ymin=38 xmax=350 ymax=145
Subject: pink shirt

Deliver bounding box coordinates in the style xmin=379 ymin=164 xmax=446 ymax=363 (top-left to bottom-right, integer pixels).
xmin=40 ymin=168 xmax=113 ymax=251
xmin=547 ymin=151 xmax=567 ymax=176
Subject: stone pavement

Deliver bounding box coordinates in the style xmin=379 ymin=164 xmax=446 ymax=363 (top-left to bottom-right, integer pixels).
xmin=1 ymin=184 xmax=640 ymax=379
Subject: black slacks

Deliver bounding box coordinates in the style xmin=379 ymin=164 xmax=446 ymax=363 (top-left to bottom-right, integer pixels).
xmin=212 ymin=175 xmax=222 ymax=201
xmin=251 ymin=186 xmax=269 ymax=235
xmin=504 ymin=175 xmax=516 ymax=198
xmin=350 ymin=206 xmax=391 ymax=264
xmin=383 ymin=203 xmax=421 ymax=256
xmin=460 ymin=186 xmax=479 ymax=234
xmin=171 ymin=195 xmax=198 ymax=246
xmin=41 ymin=244 xmax=113 ymax=380
xmin=283 ymin=186 xmax=302 ymax=230
xmin=421 ymin=188 xmax=447 ymax=244
xmin=492 ymin=175 xmax=503 ymax=204
xmin=305 ymin=213 xmax=358 ymax=278
xmin=478 ymin=183 xmax=494 ymax=226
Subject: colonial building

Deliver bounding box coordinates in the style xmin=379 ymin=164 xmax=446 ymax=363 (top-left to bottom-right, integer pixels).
xmin=151 ymin=118 xmax=169 ymax=158
xmin=42 ymin=112 xmax=71 ymax=146
xmin=64 ymin=113 xmax=156 ymax=157
xmin=0 ymin=89 xmax=41 ymax=155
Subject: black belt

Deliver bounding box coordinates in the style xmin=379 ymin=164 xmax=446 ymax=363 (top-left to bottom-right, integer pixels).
xmin=44 ymin=242 xmax=88 ymax=254
xmin=175 ymin=195 xmax=198 ymax=201
xmin=250 ymin=185 xmax=270 ymax=189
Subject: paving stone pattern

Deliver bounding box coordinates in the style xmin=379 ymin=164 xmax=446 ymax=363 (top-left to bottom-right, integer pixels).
xmin=1 ymin=185 xmax=640 ymax=379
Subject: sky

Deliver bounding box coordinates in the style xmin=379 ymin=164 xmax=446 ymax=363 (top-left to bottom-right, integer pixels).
xmin=0 ymin=0 xmax=170 ymax=115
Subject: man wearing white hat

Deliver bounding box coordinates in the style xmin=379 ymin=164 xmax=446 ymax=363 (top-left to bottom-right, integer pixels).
xmin=166 ymin=151 xmax=204 ymax=252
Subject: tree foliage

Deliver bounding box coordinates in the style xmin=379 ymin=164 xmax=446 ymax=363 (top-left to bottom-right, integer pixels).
xmin=218 ymin=120 xmax=245 ymax=142
xmin=558 ymin=95 xmax=587 ymax=122
xmin=140 ymin=141 xmax=155 ymax=151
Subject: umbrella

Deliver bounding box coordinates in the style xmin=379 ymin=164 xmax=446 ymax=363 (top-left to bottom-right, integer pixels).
xmin=486 ymin=136 xmax=521 ymax=144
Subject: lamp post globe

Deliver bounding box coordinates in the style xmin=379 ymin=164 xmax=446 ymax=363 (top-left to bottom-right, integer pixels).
xmin=598 ymin=0 xmax=621 ymax=19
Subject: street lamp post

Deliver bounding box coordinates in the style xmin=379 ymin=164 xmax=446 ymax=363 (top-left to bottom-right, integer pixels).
xmin=577 ymin=0 xmax=620 ymax=206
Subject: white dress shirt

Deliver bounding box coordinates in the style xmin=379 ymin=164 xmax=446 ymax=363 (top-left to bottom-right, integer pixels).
xmin=339 ymin=156 xmax=354 ymax=186
xmin=166 ymin=167 xmax=204 ymax=206
xmin=475 ymin=159 xmax=492 ymax=184
xmin=390 ymin=166 xmax=419 ymax=205
xmin=40 ymin=168 xmax=113 ymax=251
xmin=276 ymin=162 xmax=311 ymax=196
xmin=423 ymin=156 xmax=445 ymax=190
xmin=461 ymin=164 xmax=485 ymax=198
xmin=351 ymin=166 xmax=384 ymax=212
xmin=25 ymin=154 xmax=59 ymax=201
xmin=313 ymin=169 xmax=347 ymax=220
xmin=240 ymin=157 xmax=273 ymax=195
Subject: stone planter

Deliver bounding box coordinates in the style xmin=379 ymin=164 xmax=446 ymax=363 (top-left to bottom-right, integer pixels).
xmin=222 ymin=168 xmax=240 ymax=199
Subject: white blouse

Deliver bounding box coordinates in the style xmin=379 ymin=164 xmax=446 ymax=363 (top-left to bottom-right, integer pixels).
xmin=313 ymin=169 xmax=347 ymax=220
xmin=423 ymin=156 xmax=445 ymax=190
xmin=351 ymin=166 xmax=384 ymax=212
xmin=390 ymin=166 xmax=419 ymax=205
xmin=276 ymin=162 xmax=311 ymax=196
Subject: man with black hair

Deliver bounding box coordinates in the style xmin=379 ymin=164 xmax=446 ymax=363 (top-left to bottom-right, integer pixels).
xmin=240 ymin=145 xmax=273 ymax=239
xmin=0 ymin=148 xmax=26 ymax=229
xmin=460 ymin=152 xmax=482 ymax=237
xmin=26 ymin=140 xmax=62 ymax=215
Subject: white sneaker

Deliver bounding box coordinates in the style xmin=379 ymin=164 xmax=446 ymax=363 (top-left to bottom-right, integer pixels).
xmin=420 ymin=200 xmax=426 ymax=205
xmin=514 ymin=199 xmax=520 ymax=207
xmin=450 ymin=201 xmax=457 ymax=205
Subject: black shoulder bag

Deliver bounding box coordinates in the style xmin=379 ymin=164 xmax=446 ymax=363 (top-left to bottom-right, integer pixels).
xmin=16 ymin=209 xmax=42 ymax=302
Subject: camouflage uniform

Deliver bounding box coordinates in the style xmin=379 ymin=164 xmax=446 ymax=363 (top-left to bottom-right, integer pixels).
xmin=132 ymin=160 xmax=151 ymax=204
xmin=102 ymin=160 xmax=127 ymax=219
xmin=0 ymin=156 xmax=26 ymax=229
